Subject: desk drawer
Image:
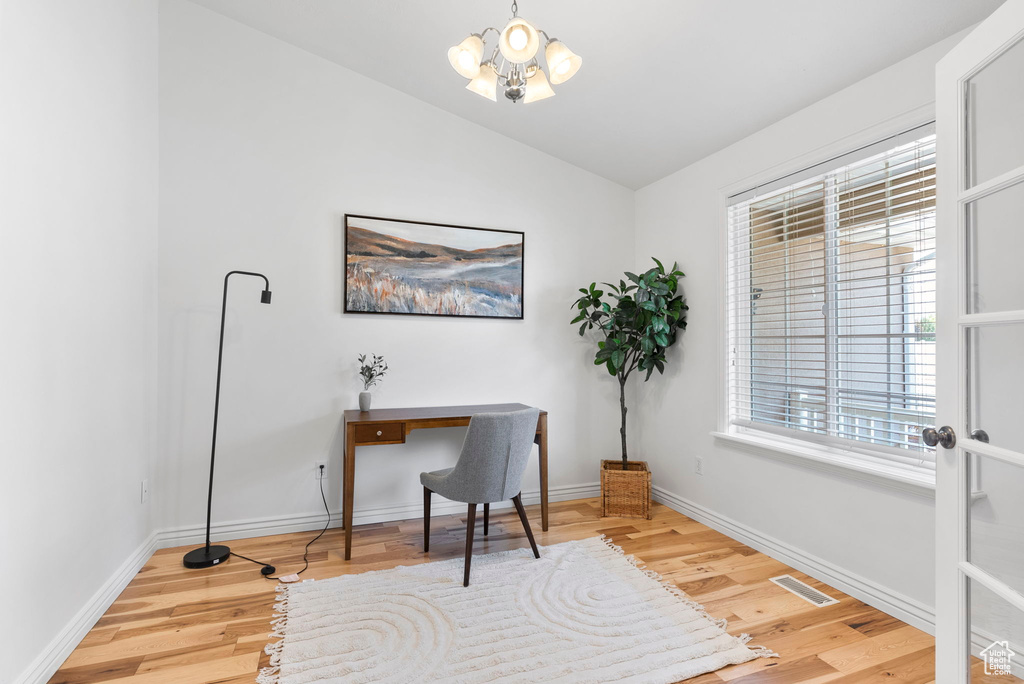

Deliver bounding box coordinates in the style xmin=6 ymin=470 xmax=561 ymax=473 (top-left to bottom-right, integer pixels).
xmin=354 ymin=422 xmax=405 ymax=445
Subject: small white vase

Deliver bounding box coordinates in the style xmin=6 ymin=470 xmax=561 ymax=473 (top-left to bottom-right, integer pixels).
xmin=359 ymin=391 xmax=371 ymax=411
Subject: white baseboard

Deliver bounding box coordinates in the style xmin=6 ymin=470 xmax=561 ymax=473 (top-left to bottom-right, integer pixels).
xmin=652 ymin=485 xmax=937 ymax=635
xmin=157 ymin=482 xmax=600 ymax=549
xmin=16 ymin=481 xmax=599 ymax=684
xmin=14 ymin=531 xmax=160 ymax=684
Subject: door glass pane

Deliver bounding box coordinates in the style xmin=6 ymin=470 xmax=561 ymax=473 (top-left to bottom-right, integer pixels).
xmin=969 ymin=576 xmax=1024 ymax=681
xmin=969 ymin=451 xmax=1024 ymax=598
xmin=967 ymin=180 xmax=1024 ymax=314
xmin=967 ymin=36 xmax=1024 ymax=188
xmin=967 ymin=324 xmax=1024 ymax=452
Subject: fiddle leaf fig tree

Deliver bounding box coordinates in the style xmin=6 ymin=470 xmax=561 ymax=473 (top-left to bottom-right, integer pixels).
xmin=571 ymin=258 xmax=688 ymax=468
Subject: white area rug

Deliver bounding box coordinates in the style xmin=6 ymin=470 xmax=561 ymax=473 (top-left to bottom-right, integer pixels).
xmin=258 ymin=536 xmax=775 ymax=683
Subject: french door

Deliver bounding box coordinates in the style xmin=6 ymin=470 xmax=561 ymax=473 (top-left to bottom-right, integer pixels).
xmin=935 ymin=0 xmax=1024 ymax=681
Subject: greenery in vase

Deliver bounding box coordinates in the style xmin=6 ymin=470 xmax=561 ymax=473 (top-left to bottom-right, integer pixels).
xmin=571 ymin=258 xmax=688 ymax=468
xmin=358 ymin=353 xmax=388 ymax=391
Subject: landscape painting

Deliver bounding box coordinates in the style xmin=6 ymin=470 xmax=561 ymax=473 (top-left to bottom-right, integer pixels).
xmin=344 ymin=215 xmax=524 ymax=319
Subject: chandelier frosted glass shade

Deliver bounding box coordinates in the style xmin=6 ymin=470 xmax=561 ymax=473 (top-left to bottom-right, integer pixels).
xmin=498 ymin=18 xmax=540 ymax=63
xmin=447 ymin=34 xmax=484 ymax=79
xmin=524 ymin=69 xmax=555 ymax=103
xmin=466 ymin=65 xmax=498 ymax=101
xmin=447 ymin=2 xmax=581 ymax=104
xmin=545 ymin=40 xmax=582 ymax=84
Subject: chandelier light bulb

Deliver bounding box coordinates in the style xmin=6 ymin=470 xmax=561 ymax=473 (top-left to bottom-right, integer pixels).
xmin=498 ymin=17 xmax=540 ymax=63
xmin=447 ymin=34 xmax=484 ymax=79
xmin=544 ymin=40 xmax=582 ymax=85
xmin=509 ymin=26 xmax=528 ymax=50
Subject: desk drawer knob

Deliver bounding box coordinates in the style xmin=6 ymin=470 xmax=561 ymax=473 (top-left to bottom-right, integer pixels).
xmin=376 ymin=430 xmax=382 ymax=437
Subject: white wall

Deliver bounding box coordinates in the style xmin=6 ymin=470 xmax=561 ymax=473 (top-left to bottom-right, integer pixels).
xmin=0 ymin=1 xmax=159 ymax=682
xmin=632 ymin=33 xmax=970 ymax=615
xmin=156 ymin=0 xmax=635 ymax=535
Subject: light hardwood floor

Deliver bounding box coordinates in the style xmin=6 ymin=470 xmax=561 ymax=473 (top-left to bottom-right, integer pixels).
xmin=47 ymin=499 xmax=1006 ymax=683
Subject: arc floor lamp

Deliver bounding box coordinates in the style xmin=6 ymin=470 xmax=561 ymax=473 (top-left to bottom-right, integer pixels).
xmin=184 ymin=271 xmax=272 ymax=569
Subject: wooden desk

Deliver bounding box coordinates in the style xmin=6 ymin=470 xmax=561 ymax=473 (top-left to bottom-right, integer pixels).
xmin=341 ymin=403 xmax=548 ymax=560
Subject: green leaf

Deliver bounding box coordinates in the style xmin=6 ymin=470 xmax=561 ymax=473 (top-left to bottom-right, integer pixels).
xmin=578 ymin=322 xmax=588 ymax=336
xmin=639 ymin=300 xmax=656 ymax=311
xmin=624 ymin=272 xmax=640 ymax=284
xmin=611 ymin=350 xmax=625 ymax=370
xmin=651 ymin=256 xmax=664 ymax=272
xmin=655 ymin=332 xmax=669 ymax=346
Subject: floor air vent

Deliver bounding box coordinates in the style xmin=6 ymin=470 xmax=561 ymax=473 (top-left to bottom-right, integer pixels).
xmin=769 ymin=575 xmax=839 ymax=607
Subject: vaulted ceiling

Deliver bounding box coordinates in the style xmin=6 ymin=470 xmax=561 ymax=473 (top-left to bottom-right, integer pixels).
xmin=189 ymin=0 xmax=1000 ymax=189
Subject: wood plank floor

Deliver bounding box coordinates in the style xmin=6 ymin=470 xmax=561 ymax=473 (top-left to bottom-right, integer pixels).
xmin=46 ymin=498 xmax=1005 ymax=683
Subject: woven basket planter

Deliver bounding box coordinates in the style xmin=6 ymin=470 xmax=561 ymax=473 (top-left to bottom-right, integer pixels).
xmin=600 ymin=459 xmax=652 ymax=519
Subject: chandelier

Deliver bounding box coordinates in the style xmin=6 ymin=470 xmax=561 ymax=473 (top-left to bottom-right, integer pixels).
xmin=447 ymin=1 xmax=582 ymax=104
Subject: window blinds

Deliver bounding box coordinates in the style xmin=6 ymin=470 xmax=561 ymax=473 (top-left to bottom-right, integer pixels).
xmin=726 ymin=127 xmax=937 ymax=467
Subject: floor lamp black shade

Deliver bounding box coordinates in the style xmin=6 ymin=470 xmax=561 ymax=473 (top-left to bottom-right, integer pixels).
xmin=184 ymin=271 xmax=272 ymax=570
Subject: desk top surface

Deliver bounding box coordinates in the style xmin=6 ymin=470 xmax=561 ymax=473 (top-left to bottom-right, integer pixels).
xmin=343 ymin=403 xmax=546 ymax=424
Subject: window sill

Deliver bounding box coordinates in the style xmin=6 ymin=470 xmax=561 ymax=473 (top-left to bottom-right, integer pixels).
xmin=711 ymin=430 xmax=936 ymax=497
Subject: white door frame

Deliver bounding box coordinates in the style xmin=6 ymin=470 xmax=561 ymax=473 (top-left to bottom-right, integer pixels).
xmin=935 ymin=1 xmax=1024 ymax=680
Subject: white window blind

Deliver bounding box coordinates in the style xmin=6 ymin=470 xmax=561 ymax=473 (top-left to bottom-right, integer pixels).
xmin=726 ymin=126 xmax=936 ymax=469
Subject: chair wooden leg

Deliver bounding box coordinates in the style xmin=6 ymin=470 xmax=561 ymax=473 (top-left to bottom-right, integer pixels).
xmin=512 ymin=493 xmax=540 ymax=559
xmin=423 ymin=487 xmax=431 ymax=553
xmin=464 ymin=503 xmax=477 ymax=586
xmin=483 ymin=503 xmax=489 ymax=536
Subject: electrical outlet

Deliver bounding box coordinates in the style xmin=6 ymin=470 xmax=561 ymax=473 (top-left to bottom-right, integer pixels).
xmin=140 ymin=479 xmax=149 ymax=503
xmin=694 ymin=457 xmax=704 ymax=476
xmin=314 ymin=461 xmax=328 ymax=480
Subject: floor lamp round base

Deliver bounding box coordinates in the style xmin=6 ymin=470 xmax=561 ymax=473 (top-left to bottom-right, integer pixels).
xmin=183 ymin=544 xmax=231 ymax=569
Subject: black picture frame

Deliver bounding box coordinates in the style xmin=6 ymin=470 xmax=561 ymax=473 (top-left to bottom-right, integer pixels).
xmin=344 ymin=214 xmax=525 ymax=320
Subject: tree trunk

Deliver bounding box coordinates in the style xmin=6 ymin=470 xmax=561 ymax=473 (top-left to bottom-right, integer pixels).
xmin=618 ymin=374 xmax=628 ymax=468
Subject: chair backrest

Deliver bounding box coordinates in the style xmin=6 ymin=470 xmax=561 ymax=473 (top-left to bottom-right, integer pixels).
xmin=444 ymin=408 xmax=541 ymax=503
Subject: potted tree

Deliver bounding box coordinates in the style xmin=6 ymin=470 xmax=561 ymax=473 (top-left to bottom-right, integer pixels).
xmin=571 ymin=258 xmax=687 ymax=519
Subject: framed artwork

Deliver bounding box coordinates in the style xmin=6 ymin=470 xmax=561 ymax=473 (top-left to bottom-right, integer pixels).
xmin=344 ymin=214 xmax=524 ymax=319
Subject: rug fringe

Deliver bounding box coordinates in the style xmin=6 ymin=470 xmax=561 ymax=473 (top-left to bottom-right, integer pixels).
xmin=596 ymin=535 xmax=778 ymax=661
xmin=257 ymin=583 xmax=292 ymax=684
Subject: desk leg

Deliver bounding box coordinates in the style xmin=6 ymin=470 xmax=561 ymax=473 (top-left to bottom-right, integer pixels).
xmin=343 ymin=422 xmax=356 ymax=560
xmin=538 ymin=413 xmax=548 ymax=531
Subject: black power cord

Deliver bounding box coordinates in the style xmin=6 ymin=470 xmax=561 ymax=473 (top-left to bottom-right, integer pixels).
xmin=230 ymin=464 xmax=332 ymax=581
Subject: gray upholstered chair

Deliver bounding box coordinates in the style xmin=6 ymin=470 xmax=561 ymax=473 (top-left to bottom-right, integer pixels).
xmin=420 ymin=407 xmax=541 ymax=586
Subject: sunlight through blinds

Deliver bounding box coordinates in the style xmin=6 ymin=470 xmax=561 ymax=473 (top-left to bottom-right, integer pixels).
xmin=727 ymin=125 xmax=936 ymax=468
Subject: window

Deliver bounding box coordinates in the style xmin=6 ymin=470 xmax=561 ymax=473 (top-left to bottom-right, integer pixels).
xmin=726 ymin=125 xmax=936 ymax=472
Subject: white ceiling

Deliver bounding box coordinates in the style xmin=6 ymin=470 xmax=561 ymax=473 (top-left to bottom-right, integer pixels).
xmin=188 ymin=0 xmax=999 ymax=189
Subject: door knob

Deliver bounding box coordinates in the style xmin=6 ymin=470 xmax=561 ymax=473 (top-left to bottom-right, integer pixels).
xmin=923 ymin=426 xmax=957 ymax=449
xmin=970 ymin=429 xmax=989 ymax=443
